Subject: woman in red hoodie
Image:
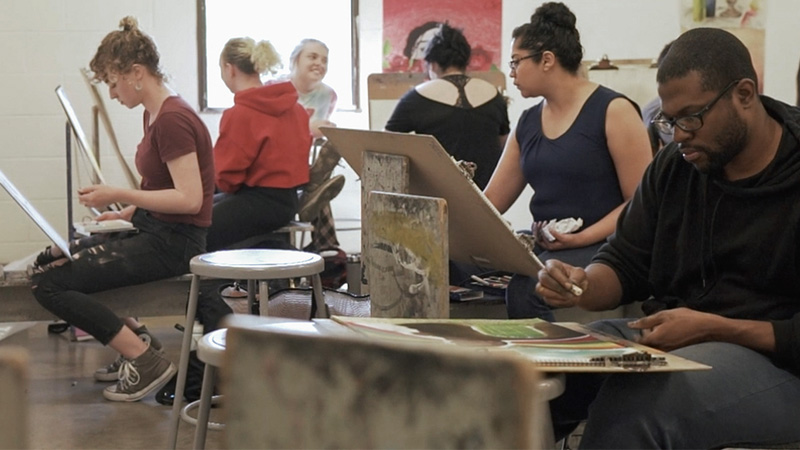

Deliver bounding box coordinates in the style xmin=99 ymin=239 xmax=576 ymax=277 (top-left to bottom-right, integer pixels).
xmin=208 ymin=37 xmax=311 ymax=251
xmin=156 ymin=38 xmax=311 ymax=405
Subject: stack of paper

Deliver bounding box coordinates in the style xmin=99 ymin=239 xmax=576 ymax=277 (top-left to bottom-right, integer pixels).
xmin=74 ymin=219 xmax=135 ymax=236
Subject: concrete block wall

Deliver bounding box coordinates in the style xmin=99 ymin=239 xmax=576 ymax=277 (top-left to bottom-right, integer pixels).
xmin=0 ymin=0 xmax=200 ymax=263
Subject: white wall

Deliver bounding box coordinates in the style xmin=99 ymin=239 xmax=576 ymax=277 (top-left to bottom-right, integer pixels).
xmin=1 ymin=0 xmax=798 ymax=263
xmin=0 ymin=1 xmax=200 ymax=263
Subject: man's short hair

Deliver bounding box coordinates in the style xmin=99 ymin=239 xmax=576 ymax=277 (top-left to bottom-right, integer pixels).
xmin=657 ymin=28 xmax=757 ymax=92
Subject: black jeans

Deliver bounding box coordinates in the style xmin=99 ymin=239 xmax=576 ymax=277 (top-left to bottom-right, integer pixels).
xmin=205 ymin=186 xmax=298 ymax=252
xmin=31 ymin=209 xmax=206 ymax=345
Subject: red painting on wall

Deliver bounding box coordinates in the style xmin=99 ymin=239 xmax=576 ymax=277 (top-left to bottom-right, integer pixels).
xmin=383 ymin=0 xmax=503 ymax=73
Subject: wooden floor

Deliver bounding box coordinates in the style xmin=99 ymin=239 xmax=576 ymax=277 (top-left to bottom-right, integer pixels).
xmin=0 ymin=316 xmax=224 ymax=449
xmin=0 ymin=299 xmax=620 ymax=449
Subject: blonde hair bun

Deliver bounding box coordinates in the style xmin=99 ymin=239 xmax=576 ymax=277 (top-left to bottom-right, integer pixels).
xmin=251 ymin=40 xmax=282 ymax=75
xmin=119 ymin=16 xmax=139 ymax=32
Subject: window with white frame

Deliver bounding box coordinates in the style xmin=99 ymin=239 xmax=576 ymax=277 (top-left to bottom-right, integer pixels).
xmin=198 ymin=0 xmax=358 ymax=111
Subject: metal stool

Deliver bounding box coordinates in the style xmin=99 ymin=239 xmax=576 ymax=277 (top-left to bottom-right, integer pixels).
xmin=167 ymin=249 xmax=325 ymax=449
xmin=184 ymin=329 xmax=227 ymax=449
xmin=538 ymin=373 xmax=566 ymax=449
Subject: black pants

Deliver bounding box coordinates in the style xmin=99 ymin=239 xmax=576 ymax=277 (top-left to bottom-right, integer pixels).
xmin=205 ymin=186 xmax=298 ymax=252
xmin=32 ymin=209 xmax=206 ymax=345
xmin=198 ymin=185 xmax=300 ymax=333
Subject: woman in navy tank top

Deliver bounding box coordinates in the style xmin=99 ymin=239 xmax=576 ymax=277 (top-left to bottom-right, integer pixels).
xmin=484 ymin=2 xmax=652 ymax=319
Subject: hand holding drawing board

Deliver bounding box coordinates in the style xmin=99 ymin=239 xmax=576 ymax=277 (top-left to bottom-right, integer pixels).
xmin=322 ymin=127 xmax=548 ymax=279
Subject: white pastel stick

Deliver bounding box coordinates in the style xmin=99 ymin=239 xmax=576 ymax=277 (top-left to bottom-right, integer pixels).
xmin=531 ymin=251 xmax=583 ymax=296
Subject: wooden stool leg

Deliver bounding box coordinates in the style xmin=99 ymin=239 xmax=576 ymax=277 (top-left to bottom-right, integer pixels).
xmin=192 ymin=363 xmax=216 ymax=450
xmin=168 ymin=274 xmax=201 ymax=449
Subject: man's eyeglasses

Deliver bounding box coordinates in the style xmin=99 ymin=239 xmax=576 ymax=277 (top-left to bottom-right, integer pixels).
xmin=508 ymin=52 xmax=542 ymax=71
xmin=651 ymin=79 xmax=741 ymax=135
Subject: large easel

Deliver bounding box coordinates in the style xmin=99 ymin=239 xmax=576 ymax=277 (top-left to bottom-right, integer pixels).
xmin=322 ymin=128 xmax=541 ymax=318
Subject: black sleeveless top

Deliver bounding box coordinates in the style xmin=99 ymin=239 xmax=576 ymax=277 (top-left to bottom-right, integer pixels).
xmin=385 ymin=75 xmax=510 ymax=189
xmin=517 ymin=85 xmax=630 ymax=227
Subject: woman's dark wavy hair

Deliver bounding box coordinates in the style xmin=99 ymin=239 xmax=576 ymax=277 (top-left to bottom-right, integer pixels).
xmin=511 ymin=2 xmax=583 ymax=74
xmin=423 ymin=23 xmax=471 ymax=71
xmin=657 ymin=28 xmax=757 ymax=93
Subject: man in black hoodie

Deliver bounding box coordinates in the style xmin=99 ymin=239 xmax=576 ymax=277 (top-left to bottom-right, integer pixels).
xmin=537 ymin=28 xmax=800 ymax=448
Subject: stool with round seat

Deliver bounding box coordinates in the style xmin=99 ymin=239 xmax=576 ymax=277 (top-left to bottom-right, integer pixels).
xmin=184 ymin=328 xmax=227 ymax=449
xmin=188 ymin=319 xmax=351 ymax=449
xmin=167 ymin=249 xmax=325 ymax=449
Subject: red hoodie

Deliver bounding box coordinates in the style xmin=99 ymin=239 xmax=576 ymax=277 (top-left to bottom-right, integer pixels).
xmin=215 ymin=81 xmax=311 ymax=193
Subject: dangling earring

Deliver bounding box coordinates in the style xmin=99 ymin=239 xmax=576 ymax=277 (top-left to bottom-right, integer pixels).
xmin=135 ymin=83 xmax=142 ymax=91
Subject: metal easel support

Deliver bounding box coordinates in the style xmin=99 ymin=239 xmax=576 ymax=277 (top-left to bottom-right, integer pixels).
xmin=66 ymin=121 xmax=75 ymax=242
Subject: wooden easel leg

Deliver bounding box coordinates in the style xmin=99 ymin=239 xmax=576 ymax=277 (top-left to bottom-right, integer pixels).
xmin=360 ymin=151 xmax=409 ymax=296
xmin=367 ymin=191 xmax=448 ymax=318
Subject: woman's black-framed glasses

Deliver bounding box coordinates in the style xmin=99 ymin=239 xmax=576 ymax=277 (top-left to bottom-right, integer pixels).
xmin=651 ymin=79 xmax=741 ymax=135
xmin=508 ymin=52 xmax=542 ymax=71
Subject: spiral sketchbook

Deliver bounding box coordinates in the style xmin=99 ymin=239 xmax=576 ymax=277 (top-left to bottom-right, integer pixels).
xmin=331 ymin=317 xmax=711 ymax=373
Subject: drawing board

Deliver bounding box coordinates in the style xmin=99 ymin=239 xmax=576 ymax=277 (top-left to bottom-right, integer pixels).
xmin=55 ymin=85 xmax=107 ymax=186
xmin=56 ymin=85 xmax=123 ymax=213
xmin=322 ymin=127 xmax=540 ymax=277
xmin=0 ymin=169 xmax=74 ymax=260
xmin=332 ymin=316 xmax=711 ymax=373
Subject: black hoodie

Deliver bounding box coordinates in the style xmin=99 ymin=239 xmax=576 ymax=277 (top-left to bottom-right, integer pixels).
xmin=594 ymin=95 xmax=800 ymax=373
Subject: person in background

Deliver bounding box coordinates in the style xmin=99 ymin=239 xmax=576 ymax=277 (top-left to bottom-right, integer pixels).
xmin=536 ymin=27 xmax=800 ymax=448
xmin=385 ymin=22 xmax=510 ymax=190
xmin=641 ymin=40 xmax=675 ymax=154
xmin=208 ymin=37 xmax=310 ymax=252
xmin=288 ymin=38 xmax=337 ymax=140
xmin=156 ymin=37 xmax=312 ymax=406
xmin=483 ymin=2 xmax=652 ymax=320
xmin=31 ymin=16 xmax=214 ymax=402
xmin=288 ymin=38 xmax=344 ymax=253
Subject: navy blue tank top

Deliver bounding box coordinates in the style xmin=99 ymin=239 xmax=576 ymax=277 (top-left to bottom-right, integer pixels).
xmin=516 ymin=85 xmax=627 ymax=228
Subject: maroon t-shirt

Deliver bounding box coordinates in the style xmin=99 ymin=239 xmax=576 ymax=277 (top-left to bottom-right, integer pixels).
xmin=136 ymin=96 xmax=214 ymax=227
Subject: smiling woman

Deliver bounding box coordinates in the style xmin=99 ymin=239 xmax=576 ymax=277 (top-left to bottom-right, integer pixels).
xmin=200 ymin=0 xmax=358 ymax=110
